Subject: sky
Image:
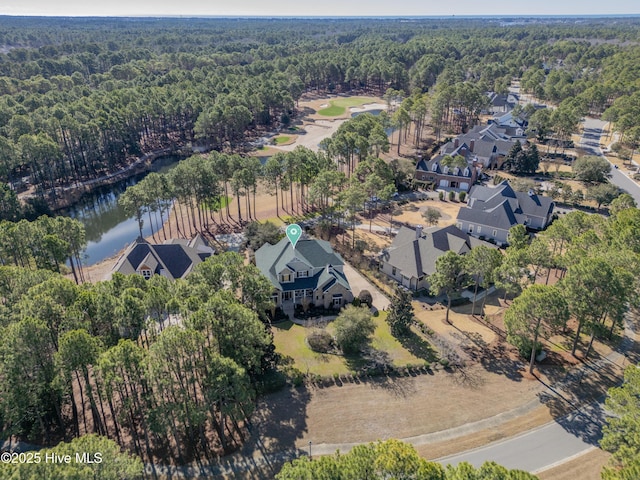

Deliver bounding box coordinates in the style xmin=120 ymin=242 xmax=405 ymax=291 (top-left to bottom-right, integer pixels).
xmin=0 ymin=0 xmax=638 ymax=18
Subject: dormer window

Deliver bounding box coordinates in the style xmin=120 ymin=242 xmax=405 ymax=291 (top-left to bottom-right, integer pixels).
xmin=296 ymin=270 xmax=309 ymax=278
xmin=464 ymin=167 xmax=470 ymax=177
xmin=443 ymin=166 xmax=449 ymax=174
xmin=453 ymin=167 xmax=460 ymax=175
xmin=432 ymin=162 xmax=438 ymax=172
xmin=140 ymin=269 xmax=152 ymax=280
xmin=280 ymin=273 xmax=292 ymax=283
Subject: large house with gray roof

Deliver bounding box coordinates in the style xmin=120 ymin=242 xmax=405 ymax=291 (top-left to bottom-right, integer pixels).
xmin=379 ymin=224 xmax=496 ymax=291
xmin=113 ymin=234 xmax=214 ymax=280
xmin=255 ymin=237 xmax=353 ymax=310
xmin=456 ymin=181 xmax=554 ymax=246
xmin=414 ymin=123 xmax=525 ymax=190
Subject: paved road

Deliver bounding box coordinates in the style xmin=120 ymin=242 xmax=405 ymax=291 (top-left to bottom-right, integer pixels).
xmin=438 ymin=400 xmax=607 ymax=472
xmin=437 ymin=308 xmax=635 ymax=474
xmin=581 ymin=118 xmax=640 ymax=204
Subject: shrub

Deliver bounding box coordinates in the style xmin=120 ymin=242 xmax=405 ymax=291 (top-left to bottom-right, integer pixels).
xmin=358 ymin=289 xmax=373 ymax=307
xmin=448 ymin=190 xmax=455 ymax=201
xmin=458 ymin=191 xmax=467 ymax=202
xmin=307 ymin=329 xmax=334 ymax=353
xmin=438 ymin=191 xmax=444 ymax=201
xmin=334 ymin=305 xmax=376 ymax=354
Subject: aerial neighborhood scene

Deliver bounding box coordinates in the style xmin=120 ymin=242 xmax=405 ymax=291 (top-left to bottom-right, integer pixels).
xmin=1 ymin=1 xmax=640 ymax=479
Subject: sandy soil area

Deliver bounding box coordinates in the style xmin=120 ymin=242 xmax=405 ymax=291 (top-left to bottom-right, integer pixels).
xmin=273 ymin=97 xmax=387 ymax=152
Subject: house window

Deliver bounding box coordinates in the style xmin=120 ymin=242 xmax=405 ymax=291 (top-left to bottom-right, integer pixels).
xmin=280 ymin=273 xmax=292 ymax=282
xmin=140 ymin=269 xmax=152 ymax=280
xmin=271 ymin=293 xmax=279 ymax=303
xmin=283 ymin=291 xmax=292 ymax=301
xmin=392 ymin=267 xmax=397 ymax=276
xmin=296 ymin=270 xmax=308 ymax=278
xmin=305 ymin=289 xmax=313 ymax=297
xmin=477 ymin=226 xmax=482 ymax=234
xmin=332 ymin=294 xmax=343 ymax=307
xmin=492 ymin=229 xmax=497 ymax=237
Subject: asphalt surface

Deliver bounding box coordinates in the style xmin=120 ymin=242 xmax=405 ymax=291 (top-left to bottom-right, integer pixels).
xmin=438 ymin=400 xmax=607 ymax=472
xmin=581 ymin=118 xmax=640 ymax=204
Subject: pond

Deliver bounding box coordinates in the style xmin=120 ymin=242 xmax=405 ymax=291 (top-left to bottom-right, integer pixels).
xmin=61 ymin=155 xmax=181 ymax=266
xmin=351 ymin=109 xmax=394 ymax=135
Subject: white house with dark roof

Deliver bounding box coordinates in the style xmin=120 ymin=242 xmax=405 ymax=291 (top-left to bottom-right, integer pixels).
xmin=112 ymin=234 xmax=214 ymax=280
xmin=379 ymin=224 xmax=496 ymax=291
xmin=414 ymin=156 xmax=479 ymax=191
xmin=456 ymin=181 xmax=554 ymax=246
xmin=255 ymin=237 xmax=353 ymax=310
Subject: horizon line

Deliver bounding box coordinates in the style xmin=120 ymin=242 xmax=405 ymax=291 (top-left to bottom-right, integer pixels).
xmin=1 ymin=14 xmax=639 ymax=19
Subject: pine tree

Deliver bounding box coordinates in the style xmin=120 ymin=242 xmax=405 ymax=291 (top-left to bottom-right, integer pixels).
xmin=386 ymin=286 xmax=414 ymax=336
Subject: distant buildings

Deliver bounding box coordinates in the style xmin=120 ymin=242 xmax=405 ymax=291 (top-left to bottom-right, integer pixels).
xmin=456 ymin=181 xmax=554 ymax=246
xmin=113 ymin=234 xmax=214 ymax=280
xmin=255 ymin=237 xmax=354 ymax=309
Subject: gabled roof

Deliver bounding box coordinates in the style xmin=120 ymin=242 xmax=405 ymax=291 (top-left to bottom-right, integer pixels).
xmin=381 ymin=225 xmax=495 ymax=279
xmin=458 ymin=181 xmax=554 ymax=230
xmin=437 ymin=124 xmax=521 ymax=163
xmin=113 ymin=234 xmax=214 ymax=280
xmin=255 ymin=238 xmax=350 ymax=292
xmin=416 ymin=157 xmax=474 ymax=177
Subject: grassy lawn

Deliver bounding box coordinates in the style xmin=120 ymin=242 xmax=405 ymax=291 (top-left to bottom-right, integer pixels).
xmin=273 ymin=135 xmax=291 ymax=144
xmin=272 ymin=312 xmax=428 ymax=376
xmin=202 ymin=195 xmax=230 ymax=211
xmin=262 ymin=216 xmax=285 ymax=227
xmin=317 ymin=96 xmax=379 ymax=116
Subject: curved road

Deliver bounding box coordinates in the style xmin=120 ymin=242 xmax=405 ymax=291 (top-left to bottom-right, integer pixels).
xmin=438 ymin=400 xmax=606 ymax=473
xmin=581 ymin=118 xmax=640 ymax=204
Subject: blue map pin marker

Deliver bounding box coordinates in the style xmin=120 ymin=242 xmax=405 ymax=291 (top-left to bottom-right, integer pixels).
xmin=286 ymin=224 xmax=302 ymax=250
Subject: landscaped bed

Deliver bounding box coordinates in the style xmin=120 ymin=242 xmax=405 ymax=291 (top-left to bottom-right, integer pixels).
xmin=271 ymin=311 xmax=427 ymax=376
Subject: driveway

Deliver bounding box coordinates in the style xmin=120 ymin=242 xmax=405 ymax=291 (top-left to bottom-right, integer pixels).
xmin=343 ymin=263 xmax=390 ymax=311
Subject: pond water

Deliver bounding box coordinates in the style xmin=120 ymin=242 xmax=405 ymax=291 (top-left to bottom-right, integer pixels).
xmin=351 ymin=109 xmax=394 ymax=135
xmin=61 ymin=155 xmax=181 ymax=266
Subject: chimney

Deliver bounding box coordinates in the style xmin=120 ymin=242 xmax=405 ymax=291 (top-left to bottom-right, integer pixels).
xmin=415 ymin=225 xmax=423 ymax=239
xmin=470 ymin=139 xmax=475 ymax=152
xmin=454 ymin=138 xmax=459 ymax=148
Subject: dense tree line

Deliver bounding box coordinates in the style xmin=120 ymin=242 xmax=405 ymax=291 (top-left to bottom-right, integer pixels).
xmin=0 ymin=252 xmax=276 ymax=463
xmin=0 ymin=215 xmax=86 ymax=281
xmin=503 ymin=205 xmax=640 ymax=369
xmin=0 ymin=17 xmax=639 ymax=203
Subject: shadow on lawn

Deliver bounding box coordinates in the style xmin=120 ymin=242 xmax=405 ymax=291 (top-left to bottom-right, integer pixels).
xmin=237 ymin=386 xmax=311 ymax=478
xmin=472 ymin=342 xmax=524 ymax=382
xmin=536 ymin=332 xmax=636 ymax=448
xmin=398 ymin=330 xmax=439 ymax=363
